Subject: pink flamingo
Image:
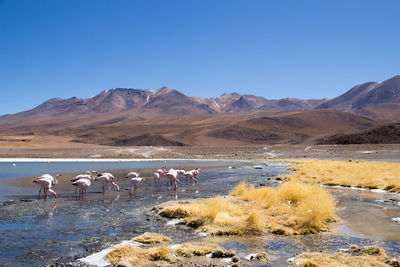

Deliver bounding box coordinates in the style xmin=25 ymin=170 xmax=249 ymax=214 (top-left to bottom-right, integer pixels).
xmin=71 ymin=171 xmax=97 ymax=194
xmin=153 ymin=167 xmax=168 ymax=185
xmin=33 ymin=174 xmax=61 ymax=199
xmin=34 ymin=174 xmax=60 ymax=185
xmin=153 ymin=172 xmax=160 ymax=185
xmin=156 ymin=167 xmax=167 ymax=175
xmin=95 ymin=172 xmax=120 ymax=194
xmin=183 ymin=168 xmax=200 ymax=184
xmin=154 ymin=166 xmax=170 ymax=186
xmin=72 ymin=179 xmax=91 ymax=200
xmin=126 ymin=171 xmax=145 ymax=194
xmin=71 ymin=171 xmax=97 ymax=182
xmin=166 ymin=168 xmax=181 ymax=191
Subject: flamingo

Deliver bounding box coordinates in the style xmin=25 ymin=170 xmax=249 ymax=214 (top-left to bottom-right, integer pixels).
xmin=126 ymin=171 xmax=145 ymax=195
xmin=166 ymin=168 xmax=181 ymax=191
xmin=71 ymin=171 xmax=97 ymax=194
xmin=34 ymin=174 xmax=60 ymax=185
xmin=153 ymin=172 xmax=160 ymax=185
xmin=156 ymin=167 xmax=167 ymax=175
xmin=95 ymin=172 xmax=119 ymax=194
xmin=153 ymin=167 xmax=167 ymax=186
xmin=72 ymin=179 xmax=91 ymax=200
xmin=33 ymin=174 xmax=61 ymax=199
xmin=71 ymin=171 xmax=97 ymax=182
xmin=155 ymin=166 xmax=171 ymax=186
xmin=183 ymin=168 xmax=200 ymax=184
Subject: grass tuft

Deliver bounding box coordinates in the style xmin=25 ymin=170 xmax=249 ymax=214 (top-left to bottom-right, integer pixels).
xmin=159 ymin=181 xmax=336 ymax=236
xmin=175 ymin=242 xmax=221 ymax=257
xmin=132 ymin=232 xmax=171 ymax=245
xmin=292 ymin=246 xmax=390 ymax=267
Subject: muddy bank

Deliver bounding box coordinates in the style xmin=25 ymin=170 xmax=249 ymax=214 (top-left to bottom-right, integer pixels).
xmin=0 ymin=199 xmax=58 ymax=219
xmin=1 ymin=144 xmax=400 ymax=162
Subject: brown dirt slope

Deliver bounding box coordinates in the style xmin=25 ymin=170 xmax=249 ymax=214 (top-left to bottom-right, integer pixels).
xmin=207 ymin=110 xmax=378 ymax=144
xmin=99 ymin=134 xmax=186 ymax=146
xmin=317 ymin=122 xmax=400 ymax=144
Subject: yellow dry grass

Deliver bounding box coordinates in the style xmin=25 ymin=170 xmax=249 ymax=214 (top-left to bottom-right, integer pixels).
xmin=107 ymin=245 xmax=176 ymax=266
xmin=175 ymin=242 xmax=221 ymax=257
xmin=293 ymin=246 xmax=391 ymax=267
xmin=132 ymin=232 xmax=171 ymax=245
xmin=159 ymin=181 xmax=336 ymax=235
xmin=279 ymin=159 xmax=400 ymax=192
xmin=107 ymin=236 xmax=223 ymax=266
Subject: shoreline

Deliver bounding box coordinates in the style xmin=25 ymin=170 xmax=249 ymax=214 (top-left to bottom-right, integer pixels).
xmin=0 ymin=158 xmax=247 ymax=162
xmin=0 ymin=144 xmax=400 ymax=162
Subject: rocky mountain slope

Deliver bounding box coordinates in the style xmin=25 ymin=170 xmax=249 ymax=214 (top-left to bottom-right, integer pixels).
xmin=316 ymin=75 xmax=400 ymax=111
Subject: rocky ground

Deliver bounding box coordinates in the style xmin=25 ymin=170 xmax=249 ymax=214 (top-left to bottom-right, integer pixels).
xmin=0 ymin=144 xmax=399 ymax=162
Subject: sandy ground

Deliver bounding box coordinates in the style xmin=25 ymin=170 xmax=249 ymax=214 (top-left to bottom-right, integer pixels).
xmin=0 ymin=142 xmax=399 ymax=162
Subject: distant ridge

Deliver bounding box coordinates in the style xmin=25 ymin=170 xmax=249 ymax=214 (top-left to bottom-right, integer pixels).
xmin=316 ymin=75 xmax=400 ymax=111
xmin=0 ymin=75 xmax=399 ymax=146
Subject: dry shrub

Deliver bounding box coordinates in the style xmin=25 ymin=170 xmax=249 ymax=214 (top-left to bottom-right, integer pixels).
xmin=132 ymin=232 xmax=171 ymax=245
xmin=281 ymin=159 xmax=400 ymax=192
xmin=175 ymin=242 xmax=221 ymax=257
xmin=292 ymin=246 xmax=390 ymax=267
xmin=295 ymin=185 xmax=336 ymax=233
xmin=159 ymin=181 xmax=336 ymax=236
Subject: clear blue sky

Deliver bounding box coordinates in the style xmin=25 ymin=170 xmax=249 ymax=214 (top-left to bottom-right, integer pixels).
xmin=0 ymin=0 xmax=399 ymax=115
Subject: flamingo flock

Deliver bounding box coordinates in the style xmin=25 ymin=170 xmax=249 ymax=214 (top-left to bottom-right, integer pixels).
xmin=33 ymin=167 xmax=200 ymax=200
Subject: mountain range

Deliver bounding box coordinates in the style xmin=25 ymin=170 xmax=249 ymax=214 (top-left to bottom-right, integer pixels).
xmin=0 ymin=75 xmax=399 ymax=146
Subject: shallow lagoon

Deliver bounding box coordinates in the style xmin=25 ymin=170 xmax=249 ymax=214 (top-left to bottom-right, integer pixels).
xmin=0 ymin=159 xmax=399 ymax=266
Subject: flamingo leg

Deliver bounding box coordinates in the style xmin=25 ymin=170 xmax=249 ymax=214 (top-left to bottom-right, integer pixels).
xmin=44 ymin=188 xmax=48 ymax=200
xmin=38 ymin=188 xmax=42 ymax=199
